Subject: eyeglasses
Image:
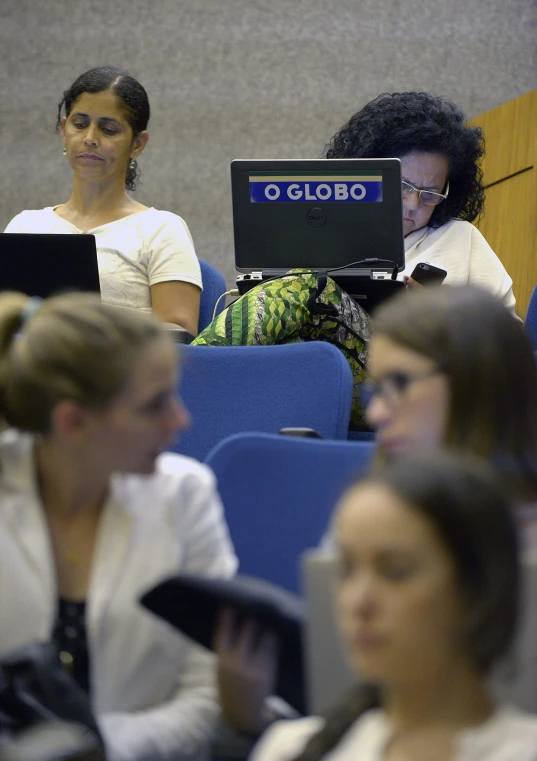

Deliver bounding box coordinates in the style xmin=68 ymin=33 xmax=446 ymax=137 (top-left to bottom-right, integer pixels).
xmin=401 ymin=180 xmax=449 ymax=207
xmin=359 ymin=368 xmax=445 ymax=409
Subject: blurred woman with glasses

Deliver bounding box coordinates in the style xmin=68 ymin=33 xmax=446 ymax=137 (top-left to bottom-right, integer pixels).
xmin=363 ymin=284 xmax=537 ymax=504
xmin=325 ymin=91 xmax=517 ymax=315
xmin=215 ymin=284 xmax=537 ymax=742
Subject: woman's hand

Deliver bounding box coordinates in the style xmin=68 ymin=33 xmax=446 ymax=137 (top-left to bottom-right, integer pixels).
xmin=215 ymin=607 xmax=279 ymax=736
xmin=404 ymin=275 xmax=424 ymax=290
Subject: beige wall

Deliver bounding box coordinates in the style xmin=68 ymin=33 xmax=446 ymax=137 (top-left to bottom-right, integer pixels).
xmin=1 ymin=0 xmax=535 ymax=287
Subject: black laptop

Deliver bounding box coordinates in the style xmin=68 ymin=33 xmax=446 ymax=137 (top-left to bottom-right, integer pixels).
xmin=231 ymin=158 xmax=406 ymax=312
xmin=0 ymin=233 xmax=101 ymax=297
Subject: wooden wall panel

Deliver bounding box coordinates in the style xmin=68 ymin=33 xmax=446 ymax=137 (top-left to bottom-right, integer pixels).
xmin=474 ymin=90 xmax=537 ymax=185
xmin=478 ymin=170 xmax=537 ymax=316
xmin=470 ymin=90 xmax=537 ymax=318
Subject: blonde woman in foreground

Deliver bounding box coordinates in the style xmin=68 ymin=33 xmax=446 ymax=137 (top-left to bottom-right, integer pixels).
xmin=0 ymin=292 xmax=237 ymax=761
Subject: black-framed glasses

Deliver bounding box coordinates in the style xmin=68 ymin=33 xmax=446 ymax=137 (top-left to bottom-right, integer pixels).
xmin=401 ymin=180 xmax=449 ymax=207
xmin=359 ymin=368 xmax=445 ymax=409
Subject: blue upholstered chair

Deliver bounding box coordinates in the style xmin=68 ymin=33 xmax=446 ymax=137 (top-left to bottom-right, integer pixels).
xmin=171 ymin=342 xmax=354 ymax=461
xmin=525 ymin=284 xmax=537 ymax=349
xmin=198 ymin=259 xmax=227 ymax=333
xmin=204 ymin=432 xmax=375 ymax=593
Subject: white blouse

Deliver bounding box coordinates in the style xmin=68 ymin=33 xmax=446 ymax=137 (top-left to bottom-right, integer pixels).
xmin=403 ymin=219 xmax=516 ymax=315
xmin=250 ymin=707 xmax=537 ymax=761
xmin=4 ymin=206 xmax=202 ymax=314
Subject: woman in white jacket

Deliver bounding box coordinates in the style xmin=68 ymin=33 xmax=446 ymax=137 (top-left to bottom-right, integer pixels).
xmin=0 ymin=292 xmax=237 ymax=761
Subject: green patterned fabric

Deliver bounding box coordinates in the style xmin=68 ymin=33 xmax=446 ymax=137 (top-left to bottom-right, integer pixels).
xmin=192 ymin=269 xmax=371 ymax=429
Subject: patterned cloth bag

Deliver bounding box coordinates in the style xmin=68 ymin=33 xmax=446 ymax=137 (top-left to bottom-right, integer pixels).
xmin=191 ymin=269 xmax=371 ymax=429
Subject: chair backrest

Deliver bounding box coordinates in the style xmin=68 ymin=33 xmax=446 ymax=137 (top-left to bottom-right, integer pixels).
xmin=198 ymin=259 xmax=227 ymax=333
xmin=173 ymin=342 xmax=353 ymax=461
xmin=204 ymin=432 xmax=375 ymax=593
xmin=302 ymin=551 xmax=355 ymax=714
xmin=489 ymin=547 xmax=537 ymax=712
xmin=525 ymin=283 xmax=537 ymax=349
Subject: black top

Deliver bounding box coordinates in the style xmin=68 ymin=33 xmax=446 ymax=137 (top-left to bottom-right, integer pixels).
xmin=52 ymin=597 xmax=90 ymax=693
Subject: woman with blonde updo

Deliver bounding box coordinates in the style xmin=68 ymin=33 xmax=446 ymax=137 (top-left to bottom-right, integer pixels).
xmin=0 ymin=292 xmax=237 ymax=761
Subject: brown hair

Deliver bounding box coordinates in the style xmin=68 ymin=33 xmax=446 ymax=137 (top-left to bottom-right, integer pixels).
xmin=370 ymin=285 xmax=537 ymax=500
xmin=0 ymin=292 xmax=170 ymax=433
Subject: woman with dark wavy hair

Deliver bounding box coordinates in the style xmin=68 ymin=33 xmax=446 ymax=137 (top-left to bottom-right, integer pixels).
xmin=5 ymin=66 xmax=201 ymax=335
xmin=326 ymin=92 xmax=516 ymax=314
xmin=251 ymin=452 xmax=537 ymax=761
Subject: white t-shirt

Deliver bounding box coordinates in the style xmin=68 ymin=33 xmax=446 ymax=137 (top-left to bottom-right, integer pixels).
xmin=251 ymin=707 xmax=537 ymax=761
xmin=4 ymin=207 xmax=202 ymax=314
xmin=403 ymin=219 xmax=516 ymax=315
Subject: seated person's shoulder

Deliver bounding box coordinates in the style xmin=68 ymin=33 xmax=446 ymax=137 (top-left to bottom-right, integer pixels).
xmin=429 ymin=218 xmax=472 ymax=241
xmin=111 ymin=452 xmax=220 ymax=528
xmin=439 ymin=218 xmax=490 ymax=248
xmin=157 ymin=450 xmax=216 ymax=487
xmin=495 ymin=706 xmax=537 ymax=738
xmin=250 ymin=716 xmax=324 ymax=761
xmin=124 ymin=451 xmax=216 ymax=496
xmin=138 ymin=208 xmax=192 ymax=237
xmin=4 ymin=208 xmax=56 ymax=232
xmin=465 ymin=706 xmax=537 ymax=760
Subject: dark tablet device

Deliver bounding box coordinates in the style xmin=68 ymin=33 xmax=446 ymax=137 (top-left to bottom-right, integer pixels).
xmin=0 ymin=233 xmax=100 ymax=297
xmin=140 ymin=573 xmax=306 ymax=713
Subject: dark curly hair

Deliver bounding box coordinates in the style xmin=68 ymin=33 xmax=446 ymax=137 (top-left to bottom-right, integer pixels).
xmin=325 ymin=92 xmax=485 ymax=227
xmin=56 ymin=66 xmax=150 ymax=192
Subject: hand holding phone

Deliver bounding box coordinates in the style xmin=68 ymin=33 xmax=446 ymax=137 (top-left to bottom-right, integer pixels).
xmin=410 ymin=261 xmax=447 ymax=286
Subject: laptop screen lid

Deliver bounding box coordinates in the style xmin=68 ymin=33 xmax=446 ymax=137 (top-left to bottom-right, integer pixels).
xmin=301 ymin=549 xmax=356 ymax=714
xmin=231 ymin=158 xmax=405 ymax=275
xmin=0 ymin=234 xmax=101 ymax=298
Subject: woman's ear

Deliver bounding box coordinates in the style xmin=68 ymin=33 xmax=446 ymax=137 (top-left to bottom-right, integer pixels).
xmin=59 ymin=115 xmax=67 ymax=140
xmin=131 ymin=130 xmax=149 ymax=159
xmin=50 ymin=399 xmax=91 ymax=445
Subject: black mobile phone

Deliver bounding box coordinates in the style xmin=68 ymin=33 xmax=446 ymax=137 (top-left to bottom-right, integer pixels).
xmin=279 ymin=427 xmax=323 ymax=439
xmin=410 ymin=261 xmax=447 ymax=285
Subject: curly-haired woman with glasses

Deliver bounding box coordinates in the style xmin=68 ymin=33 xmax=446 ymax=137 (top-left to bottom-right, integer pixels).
xmin=325 ymin=91 xmax=516 ymax=315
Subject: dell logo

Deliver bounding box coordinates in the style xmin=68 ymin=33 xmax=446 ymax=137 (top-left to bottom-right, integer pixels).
xmin=306 ymin=207 xmax=327 ymax=228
